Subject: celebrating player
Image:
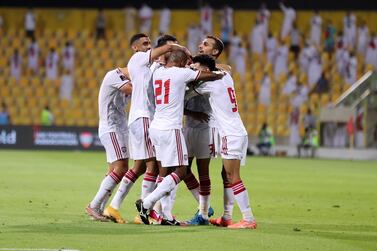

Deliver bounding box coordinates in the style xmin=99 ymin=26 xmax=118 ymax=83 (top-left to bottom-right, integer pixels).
xmin=183 ymin=35 xmax=228 ymax=225
xmin=135 ymin=50 xmax=225 ymax=225
xmin=85 ymin=67 xmax=132 ymax=221
xmin=191 ymin=54 xmax=257 ymax=229
xmin=103 ymin=33 xmax=187 ymax=223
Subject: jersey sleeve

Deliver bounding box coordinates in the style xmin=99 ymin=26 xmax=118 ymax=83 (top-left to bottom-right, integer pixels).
xmin=111 ymin=70 xmax=130 ymax=89
xmin=183 ymin=68 xmax=201 ymax=83
xmin=132 ymin=49 xmax=152 ymax=67
xmin=194 ymin=82 xmax=212 ymax=95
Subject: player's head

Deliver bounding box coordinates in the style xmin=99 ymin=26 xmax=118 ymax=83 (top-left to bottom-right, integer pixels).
xmin=167 ymin=50 xmax=188 ymax=68
xmin=130 ymin=33 xmax=151 ymax=52
xmin=192 ymin=54 xmax=216 ymax=72
xmin=155 ymin=34 xmax=178 ymax=48
xmin=198 ymin=35 xmax=224 ymax=59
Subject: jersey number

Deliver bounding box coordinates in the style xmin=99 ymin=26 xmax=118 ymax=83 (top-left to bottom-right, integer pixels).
xmin=154 ymin=79 xmax=170 ymax=105
xmin=227 ymin=87 xmax=238 ymax=112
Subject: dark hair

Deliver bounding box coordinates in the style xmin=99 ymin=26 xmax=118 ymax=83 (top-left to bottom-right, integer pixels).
xmin=130 ymin=33 xmax=148 ymax=46
xmin=206 ymin=35 xmax=224 ymax=58
xmin=192 ymin=54 xmax=216 ymax=71
xmin=156 ymin=34 xmax=177 ymax=48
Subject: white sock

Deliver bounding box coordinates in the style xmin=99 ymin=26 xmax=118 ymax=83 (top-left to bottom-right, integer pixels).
xmin=141 ymin=172 xmax=157 ymax=199
xmin=152 ymin=177 xmax=163 ymax=215
xmin=109 ymin=169 xmax=137 ymax=210
xmin=144 ymin=173 xmax=180 ymax=209
xmin=199 ymin=195 xmax=210 ymax=220
xmin=223 ymin=182 xmax=234 ymax=220
xmin=90 ymin=171 xmax=121 ymax=209
xmin=232 ymin=180 xmax=254 ymax=222
xmin=160 ymin=193 xmax=173 ymax=220
xmin=100 ymin=190 xmax=111 ymax=212
xmin=169 ymin=184 xmax=178 ymax=212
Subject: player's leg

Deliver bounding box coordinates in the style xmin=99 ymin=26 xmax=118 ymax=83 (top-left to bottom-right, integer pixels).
xmin=105 ymin=160 xmax=145 ymax=223
xmin=197 ymin=158 xmax=211 ymax=220
xmin=158 ymin=166 xmax=175 ymax=222
xmin=86 ymin=132 xmax=129 ymax=221
xmin=136 ymin=129 xmax=188 ymax=225
xmin=209 ymin=164 xmax=234 ymax=227
xmin=222 ymin=136 xmax=256 ymax=229
xmin=183 ymin=158 xmax=200 ymax=202
xmin=183 ymin=127 xmax=200 ymax=202
xmin=99 ymin=166 xmax=115 ymax=213
xmin=142 ymin=157 xmax=158 ymax=199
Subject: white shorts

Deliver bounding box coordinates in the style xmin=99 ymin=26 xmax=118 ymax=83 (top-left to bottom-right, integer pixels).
xmin=149 ymin=127 xmax=188 ymax=167
xmin=210 ymin=127 xmax=221 ymax=158
xmin=184 ymin=127 xmax=211 ymax=159
xmin=220 ymin=135 xmax=248 ymax=166
xmin=129 ymin=117 xmax=155 ymax=160
xmin=100 ymin=132 xmax=129 ymax=163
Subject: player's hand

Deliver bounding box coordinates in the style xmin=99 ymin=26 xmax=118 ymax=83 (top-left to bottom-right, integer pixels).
xmin=190 ymin=111 xmax=210 ymax=123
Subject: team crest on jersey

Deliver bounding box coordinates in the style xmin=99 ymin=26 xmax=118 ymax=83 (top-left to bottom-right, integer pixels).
xmin=79 ymin=132 xmax=93 ymax=148
xmin=121 ymin=147 xmax=127 ymax=153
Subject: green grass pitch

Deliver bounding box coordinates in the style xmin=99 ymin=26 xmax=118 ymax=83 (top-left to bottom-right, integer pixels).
xmin=0 ymin=150 xmax=376 ymax=251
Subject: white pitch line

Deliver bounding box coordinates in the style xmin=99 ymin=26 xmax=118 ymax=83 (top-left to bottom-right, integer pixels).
xmin=0 ymin=249 xmax=80 ymax=251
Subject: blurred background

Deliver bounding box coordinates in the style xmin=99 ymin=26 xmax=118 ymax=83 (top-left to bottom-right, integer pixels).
xmin=0 ymin=0 xmax=376 ymax=158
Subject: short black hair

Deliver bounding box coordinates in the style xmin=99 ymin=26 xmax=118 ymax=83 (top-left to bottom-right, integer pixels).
xmin=206 ymin=35 xmax=224 ymax=58
xmin=192 ymin=54 xmax=216 ymax=71
xmin=130 ymin=33 xmax=148 ymax=46
xmin=156 ymin=34 xmax=178 ymax=48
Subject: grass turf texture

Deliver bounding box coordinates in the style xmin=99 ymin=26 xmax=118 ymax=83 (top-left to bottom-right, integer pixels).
xmin=0 ymin=150 xmax=376 ymax=251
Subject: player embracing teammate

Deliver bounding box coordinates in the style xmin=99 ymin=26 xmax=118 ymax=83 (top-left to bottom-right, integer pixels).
xmin=86 ymin=32 xmax=257 ymax=229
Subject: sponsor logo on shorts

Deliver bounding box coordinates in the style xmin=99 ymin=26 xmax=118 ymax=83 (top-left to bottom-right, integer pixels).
xmin=121 ymin=146 xmax=127 ymax=153
xmin=184 ymin=154 xmax=188 ymax=160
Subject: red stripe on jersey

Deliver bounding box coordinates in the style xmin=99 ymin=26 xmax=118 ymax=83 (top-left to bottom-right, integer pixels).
xmin=143 ymin=118 xmax=154 ymax=158
xmin=175 ymin=129 xmax=183 ymax=166
xmin=110 ymin=132 xmax=122 ymax=160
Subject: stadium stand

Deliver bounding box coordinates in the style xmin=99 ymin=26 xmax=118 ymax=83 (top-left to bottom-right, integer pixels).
xmin=0 ymin=7 xmax=376 ymax=138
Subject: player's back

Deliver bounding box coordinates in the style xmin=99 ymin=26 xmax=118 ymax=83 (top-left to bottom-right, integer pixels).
xmin=151 ymin=66 xmax=199 ymax=130
xmin=196 ymin=74 xmax=247 ymax=137
xmin=127 ymin=50 xmax=154 ymax=125
xmin=98 ymin=68 xmax=130 ymax=136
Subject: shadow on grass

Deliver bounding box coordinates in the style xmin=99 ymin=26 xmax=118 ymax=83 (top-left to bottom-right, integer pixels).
xmin=5 ymin=221 xmax=228 ymax=236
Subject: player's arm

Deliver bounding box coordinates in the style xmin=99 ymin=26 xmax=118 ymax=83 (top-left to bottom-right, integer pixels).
xmin=150 ymin=44 xmax=188 ymax=62
xmin=119 ymin=82 xmax=132 ymax=95
xmin=195 ymin=70 xmax=225 ymax=83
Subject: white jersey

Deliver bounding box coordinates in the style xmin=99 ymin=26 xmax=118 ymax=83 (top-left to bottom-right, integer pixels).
xmin=127 ymin=49 xmax=155 ymax=125
xmin=98 ymin=68 xmax=131 ymax=137
xmin=150 ymin=66 xmax=200 ymax=130
xmin=195 ymin=74 xmax=247 ymax=137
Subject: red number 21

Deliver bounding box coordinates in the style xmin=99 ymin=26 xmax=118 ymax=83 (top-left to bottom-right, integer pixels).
xmin=227 ymin=87 xmax=238 ymax=112
xmin=154 ymin=79 xmax=170 ymax=105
